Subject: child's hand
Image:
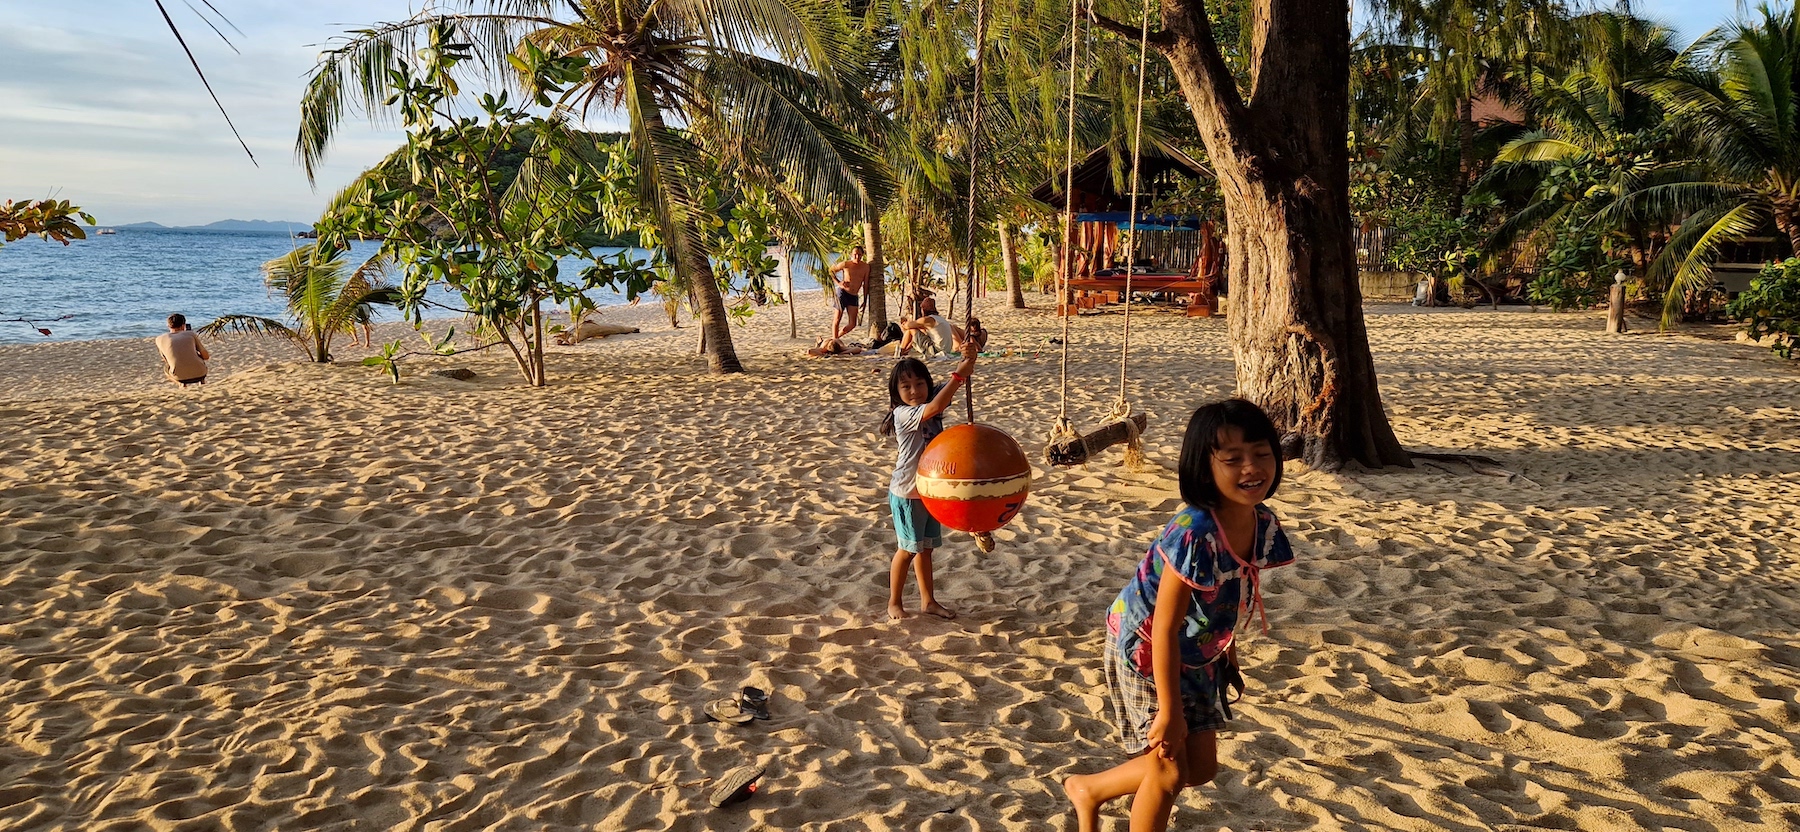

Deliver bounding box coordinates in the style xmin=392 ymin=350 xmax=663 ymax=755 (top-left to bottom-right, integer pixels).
xmin=1147 ymin=710 xmax=1187 ymax=759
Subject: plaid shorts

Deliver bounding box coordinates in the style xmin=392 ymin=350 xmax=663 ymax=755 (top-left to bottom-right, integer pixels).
xmin=1104 ymin=636 xmax=1230 ymax=756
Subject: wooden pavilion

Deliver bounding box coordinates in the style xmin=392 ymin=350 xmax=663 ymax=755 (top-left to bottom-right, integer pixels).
xmin=1030 ymin=139 xmax=1223 ymax=315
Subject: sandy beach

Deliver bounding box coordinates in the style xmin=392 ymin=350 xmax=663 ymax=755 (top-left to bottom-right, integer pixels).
xmin=1 ymin=291 xmax=1796 ymax=831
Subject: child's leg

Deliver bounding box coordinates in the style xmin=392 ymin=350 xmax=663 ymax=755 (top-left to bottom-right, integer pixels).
xmin=1181 ymin=729 xmax=1219 ymax=787
xmin=1062 ymin=752 xmax=1177 ymax=832
xmin=912 ymin=547 xmax=955 ymax=619
xmin=888 ymin=547 xmax=915 ymax=619
xmin=1062 ymin=731 xmax=1216 ymax=832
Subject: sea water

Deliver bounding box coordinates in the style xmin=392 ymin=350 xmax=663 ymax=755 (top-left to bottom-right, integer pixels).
xmin=0 ymin=227 xmax=828 ymax=345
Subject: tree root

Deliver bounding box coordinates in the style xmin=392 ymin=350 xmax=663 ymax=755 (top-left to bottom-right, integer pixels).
xmin=1409 ymin=451 xmax=1540 ymax=486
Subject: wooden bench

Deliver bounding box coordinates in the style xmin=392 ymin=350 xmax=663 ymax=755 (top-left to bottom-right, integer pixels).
xmin=1062 ymin=276 xmax=1217 ymax=317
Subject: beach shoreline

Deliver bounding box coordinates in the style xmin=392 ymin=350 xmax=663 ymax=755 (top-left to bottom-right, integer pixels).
xmin=2 ymin=293 xmax=1797 ymax=831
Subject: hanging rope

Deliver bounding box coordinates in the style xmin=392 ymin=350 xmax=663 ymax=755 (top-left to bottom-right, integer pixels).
xmin=962 ymin=0 xmax=997 ymax=553
xmin=962 ymin=0 xmax=989 ymax=428
xmin=1050 ymin=0 xmax=1088 ymax=450
xmin=1110 ymin=0 xmax=1155 ymax=471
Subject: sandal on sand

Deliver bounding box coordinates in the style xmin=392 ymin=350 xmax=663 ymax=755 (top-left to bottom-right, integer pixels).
xmin=740 ymin=686 xmax=770 ymax=720
xmin=709 ymin=763 xmax=767 ymax=808
xmin=704 ymin=698 xmax=755 ymax=725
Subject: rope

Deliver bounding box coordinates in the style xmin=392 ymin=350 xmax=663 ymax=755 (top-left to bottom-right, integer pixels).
xmin=961 ymin=0 xmax=989 ymax=427
xmin=1118 ymin=0 xmax=1153 ymax=408
xmin=1054 ymin=0 xmax=1085 ymax=437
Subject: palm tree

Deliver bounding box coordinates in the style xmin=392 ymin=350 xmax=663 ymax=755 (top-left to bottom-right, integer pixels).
xmin=295 ymin=0 xmax=886 ymax=374
xmin=1617 ymin=4 xmax=1800 ymax=322
xmin=201 ymin=244 xmax=399 ymax=363
xmin=1477 ymin=12 xmax=1683 ymax=278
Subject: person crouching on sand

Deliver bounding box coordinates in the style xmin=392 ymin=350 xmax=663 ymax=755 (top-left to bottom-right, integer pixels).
xmin=154 ymin=313 xmax=210 ymax=386
xmin=1062 ymin=399 xmax=1294 ymax=832
xmin=877 ymin=342 xmax=978 ymax=620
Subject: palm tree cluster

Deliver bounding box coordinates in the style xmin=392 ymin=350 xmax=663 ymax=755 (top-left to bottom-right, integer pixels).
xmin=1355 ymin=1 xmax=1800 ymax=324
xmin=294 ymin=0 xmax=1216 ymax=379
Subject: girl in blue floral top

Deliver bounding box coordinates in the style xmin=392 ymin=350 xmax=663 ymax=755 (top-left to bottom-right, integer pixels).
xmin=1062 ymin=399 xmax=1294 ymax=832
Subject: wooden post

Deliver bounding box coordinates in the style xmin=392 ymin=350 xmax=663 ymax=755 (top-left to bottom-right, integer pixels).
xmin=1607 ymin=282 xmax=1627 ymax=334
xmin=777 ymin=245 xmax=796 ymax=339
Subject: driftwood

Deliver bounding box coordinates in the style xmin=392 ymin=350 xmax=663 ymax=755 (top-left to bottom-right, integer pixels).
xmin=1045 ymin=414 xmax=1149 ymax=466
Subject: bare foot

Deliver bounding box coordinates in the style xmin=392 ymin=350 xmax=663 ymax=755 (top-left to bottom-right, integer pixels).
xmin=1063 ymin=775 xmax=1099 ymax=832
xmin=922 ymin=601 xmax=956 ymax=620
xmin=888 ymin=604 xmax=910 ymax=620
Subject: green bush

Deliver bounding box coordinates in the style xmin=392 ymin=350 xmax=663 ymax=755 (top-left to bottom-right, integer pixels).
xmin=1728 ymin=258 xmax=1800 ymax=358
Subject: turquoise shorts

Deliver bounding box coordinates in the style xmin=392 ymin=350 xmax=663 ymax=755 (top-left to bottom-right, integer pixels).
xmin=889 ymin=493 xmax=943 ymax=552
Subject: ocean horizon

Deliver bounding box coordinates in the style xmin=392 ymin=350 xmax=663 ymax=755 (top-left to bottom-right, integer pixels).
xmin=0 ymin=227 xmax=827 ymax=345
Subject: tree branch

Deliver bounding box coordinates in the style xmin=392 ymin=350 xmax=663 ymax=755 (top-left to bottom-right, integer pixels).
xmin=1156 ymin=0 xmax=1251 ymax=141
xmin=1089 ymin=11 xmax=1174 ymax=49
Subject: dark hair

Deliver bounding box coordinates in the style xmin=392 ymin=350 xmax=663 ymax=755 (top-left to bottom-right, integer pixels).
xmin=878 ymin=358 xmax=934 ymax=437
xmin=168 ymin=313 xmax=187 ymax=329
xmin=1178 ymin=398 xmax=1284 ymax=508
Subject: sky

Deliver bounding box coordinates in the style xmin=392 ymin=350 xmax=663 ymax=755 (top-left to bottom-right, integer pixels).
xmin=0 ymin=0 xmax=1760 ymax=228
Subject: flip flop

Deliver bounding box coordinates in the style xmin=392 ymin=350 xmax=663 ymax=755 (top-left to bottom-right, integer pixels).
xmin=709 ymin=763 xmax=767 ymax=808
xmin=740 ymin=686 xmax=770 ymax=720
xmin=704 ymin=698 xmax=754 ymax=725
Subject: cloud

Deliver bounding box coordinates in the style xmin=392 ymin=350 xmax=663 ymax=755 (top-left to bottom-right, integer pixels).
xmin=0 ymin=1 xmax=420 ymax=225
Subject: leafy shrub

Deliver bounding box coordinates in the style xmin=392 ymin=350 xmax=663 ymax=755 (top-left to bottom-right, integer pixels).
xmin=1728 ymin=258 xmax=1800 ymax=358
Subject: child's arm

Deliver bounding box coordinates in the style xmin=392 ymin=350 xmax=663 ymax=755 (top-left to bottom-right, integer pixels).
xmin=1147 ymin=567 xmax=1194 ymax=759
xmin=918 ymin=345 xmax=979 ymax=422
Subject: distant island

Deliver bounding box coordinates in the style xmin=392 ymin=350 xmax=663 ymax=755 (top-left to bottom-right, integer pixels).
xmin=106 ymin=220 xmax=315 ymax=232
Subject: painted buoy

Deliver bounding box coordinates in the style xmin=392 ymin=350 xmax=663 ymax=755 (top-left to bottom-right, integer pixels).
xmin=915 ymin=423 xmax=1032 ymax=534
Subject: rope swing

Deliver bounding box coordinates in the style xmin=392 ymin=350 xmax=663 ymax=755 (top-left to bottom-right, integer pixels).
xmin=1044 ymin=0 xmax=1154 ymax=469
xmin=911 ymin=0 xmax=1034 ymax=556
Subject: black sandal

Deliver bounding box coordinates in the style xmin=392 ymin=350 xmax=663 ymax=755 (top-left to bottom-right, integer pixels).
xmin=740 ymin=686 xmax=770 ymax=720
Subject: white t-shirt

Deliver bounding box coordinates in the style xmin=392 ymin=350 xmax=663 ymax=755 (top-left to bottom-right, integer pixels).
xmin=888 ymin=402 xmax=944 ymax=497
xmin=917 ymin=315 xmax=955 ymax=355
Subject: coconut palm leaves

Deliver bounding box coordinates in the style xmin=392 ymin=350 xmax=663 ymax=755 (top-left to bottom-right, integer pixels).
xmin=297 ymin=0 xmax=888 ymax=374
xmin=1617 ymin=4 xmax=1800 ymax=323
xmin=201 ymin=244 xmax=399 ymax=363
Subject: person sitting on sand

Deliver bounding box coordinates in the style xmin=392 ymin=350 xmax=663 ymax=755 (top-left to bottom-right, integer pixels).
xmin=881 ymin=297 xmax=956 ymax=356
xmin=1062 ymin=399 xmax=1294 ymax=832
xmin=828 ymin=246 xmax=870 ymax=340
xmin=878 ymin=341 xmax=978 ymax=620
xmin=154 ymin=313 xmax=210 ymax=386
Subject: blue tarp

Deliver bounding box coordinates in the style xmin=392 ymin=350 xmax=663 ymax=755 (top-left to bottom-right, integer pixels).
xmin=1073 ymin=212 xmax=1203 ymax=231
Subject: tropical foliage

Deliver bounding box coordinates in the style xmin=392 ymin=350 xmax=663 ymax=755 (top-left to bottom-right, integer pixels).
xmin=1728 ymin=258 xmax=1800 ymax=357
xmin=200 ymin=244 xmax=400 ymax=363
xmin=315 ymin=37 xmax=657 ymax=387
xmin=298 ymin=0 xmax=889 ymax=375
xmin=1 ymin=199 xmax=93 ymax=248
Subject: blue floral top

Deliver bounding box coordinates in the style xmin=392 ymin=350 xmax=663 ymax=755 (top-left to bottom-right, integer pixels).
xmin=1107 ymin=505 xmax=1293 ymax=677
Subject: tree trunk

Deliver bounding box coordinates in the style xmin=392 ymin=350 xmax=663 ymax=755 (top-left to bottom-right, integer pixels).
xmin=530 ymin=295 xmax=546 ymax=387
xmin=999 ymin=220 xmax=1026 ymax=309
xmin=1456 ymin=95 xmax=1476 ymax=211
xmin=862 ymin=205 xmax=889 ymax=336
xmin=639 ymin=105 xmax=742 ymax=373
xmin=1148 ymin=0 xmax=1410 ymax=470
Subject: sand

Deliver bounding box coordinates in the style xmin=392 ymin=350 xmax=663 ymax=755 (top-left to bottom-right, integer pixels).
xmin=1 ymin=291 xmax=1797 ymax=831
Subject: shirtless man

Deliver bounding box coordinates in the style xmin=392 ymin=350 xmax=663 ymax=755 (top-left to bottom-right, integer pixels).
xmin=827 ymin=246 xmax=870 ymax=339
xmin=154 ymin=313 xmax=210 ymax=386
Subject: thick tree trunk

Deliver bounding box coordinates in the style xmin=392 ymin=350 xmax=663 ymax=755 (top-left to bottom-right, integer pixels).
xmin=1148 ymin=0 xmax=1410 ymax=470
xmin=999 ymin=220 xmax=1026 ymax=309
xmin=639 ymin=105 xmax=742 ymax=374
xmin=862 ymin=206 xmax=889 ymax=336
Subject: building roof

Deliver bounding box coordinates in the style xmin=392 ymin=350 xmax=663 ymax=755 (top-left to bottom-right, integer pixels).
xmin=1029 ymin=139 xmax=1213 ymax=213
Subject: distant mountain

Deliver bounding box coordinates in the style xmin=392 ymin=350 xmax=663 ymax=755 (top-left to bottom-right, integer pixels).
xmin=196 ymin=219 xmax=313 ymax=232
xmin=101 ymin=220 xmax=313 ymax=232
